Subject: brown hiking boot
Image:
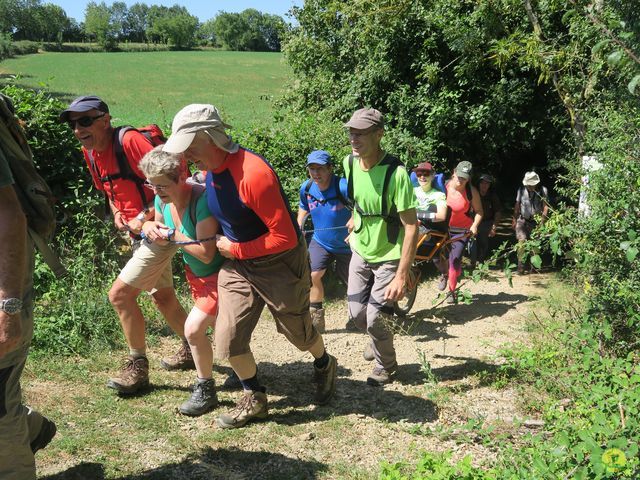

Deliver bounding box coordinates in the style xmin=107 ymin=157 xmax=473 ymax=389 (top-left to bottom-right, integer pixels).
xmin=367 ymin=364 xmax=397 ymax=386
xmin=314 ymin=354 xmax=337 ymax=405
xmin=160 ymin=342 xmax=195 ymax=371
xmin=216 ymin=390 xmax=268 ymax=429
xmin=107 ymin=356 xmax=149 ymax=394
xmin=310 ymin=307 xmax=326 ymax=333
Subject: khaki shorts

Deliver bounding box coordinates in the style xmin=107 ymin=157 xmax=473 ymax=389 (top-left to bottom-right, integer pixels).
xmin=215 ymin=236 xmax=319 ymax=359
xmin=118 ymin=240 xmax=177 ymax=291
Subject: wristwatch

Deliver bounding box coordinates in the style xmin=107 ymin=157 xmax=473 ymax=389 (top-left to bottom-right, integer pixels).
xmin=0 ymin=298 xmax=23 ymax=315
xmin=135 ymin=210 xmax=148 ymax=222
xmin=167 ymin=228 xmax=176 ymax=241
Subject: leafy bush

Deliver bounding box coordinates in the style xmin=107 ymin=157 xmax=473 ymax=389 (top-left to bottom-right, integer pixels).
xmin=0 ymin=33 xmax=13 ymax=60
xmin=11 ymin=40 xmax=39 ymax=55
xmin=380 ymin=452 xmax=495 ymax=480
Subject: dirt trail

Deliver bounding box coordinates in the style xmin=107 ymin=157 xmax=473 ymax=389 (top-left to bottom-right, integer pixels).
xmin=216 ymin=269 xmax=551 ymax=476
xmin=35 ymin=270 xmax=552 ymax=479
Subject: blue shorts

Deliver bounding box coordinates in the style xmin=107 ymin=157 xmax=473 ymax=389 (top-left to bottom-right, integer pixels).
xmin=308 ymin=238 xmax=351 ymax=284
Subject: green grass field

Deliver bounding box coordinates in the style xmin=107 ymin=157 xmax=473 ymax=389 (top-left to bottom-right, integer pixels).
xmin=0 ymin=50 xmax=289 ymax=128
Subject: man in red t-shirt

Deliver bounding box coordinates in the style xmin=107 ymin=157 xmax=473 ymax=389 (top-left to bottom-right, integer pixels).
xmin=60 ymin=96 xmax=190 ymax=394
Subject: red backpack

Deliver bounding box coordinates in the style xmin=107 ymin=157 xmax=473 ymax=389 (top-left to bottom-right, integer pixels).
xmin=88 ymin=124 xmax=166 ymax=208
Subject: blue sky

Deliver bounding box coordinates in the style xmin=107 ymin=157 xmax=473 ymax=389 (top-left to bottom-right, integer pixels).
xmin=48 ymin=0 xmax=302 ymax=23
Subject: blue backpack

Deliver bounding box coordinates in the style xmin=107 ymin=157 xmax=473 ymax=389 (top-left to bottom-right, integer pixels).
xmin=410 ymin=171 xmax=446 ymax=193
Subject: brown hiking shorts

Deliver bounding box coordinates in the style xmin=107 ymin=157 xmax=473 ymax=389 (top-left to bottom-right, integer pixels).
xmin=214 ymin=236 xmax=319 ymax=359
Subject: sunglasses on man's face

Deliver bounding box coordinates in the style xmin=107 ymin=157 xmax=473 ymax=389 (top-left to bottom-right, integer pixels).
xmin=67 ymin=113 xmax=106 ymax=129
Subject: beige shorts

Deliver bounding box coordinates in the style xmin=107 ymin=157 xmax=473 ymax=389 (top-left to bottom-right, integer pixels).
xmin=118 ymin=240 xmax=178 ymax=292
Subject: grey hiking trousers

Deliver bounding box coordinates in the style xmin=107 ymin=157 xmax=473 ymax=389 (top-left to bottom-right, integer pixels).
xmin=347 ymin=250 xmax=399 ymax=371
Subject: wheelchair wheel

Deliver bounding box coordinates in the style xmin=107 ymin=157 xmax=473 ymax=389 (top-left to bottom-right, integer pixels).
xmin=393 ymin=267 xmax=420 ymax=317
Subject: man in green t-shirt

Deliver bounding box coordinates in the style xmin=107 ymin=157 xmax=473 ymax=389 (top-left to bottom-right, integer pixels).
xmin=343 ymin=108 xmax=418 ymax=386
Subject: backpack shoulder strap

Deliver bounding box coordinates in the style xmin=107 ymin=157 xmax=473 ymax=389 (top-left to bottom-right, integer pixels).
xmin=303 ymin=178 xmax=313 ymax=196
xmin=347 ymin=154 xmax=355 ymax=205
xmin=113 ymin=126 xmax=149 ymax=209
xmin=379 ymin=154 xmax=404 ymax=220
xmin=189 ymin=183 xmax=206 ymax=227
xmin=335 ymin=175 xmax=351 ymax=208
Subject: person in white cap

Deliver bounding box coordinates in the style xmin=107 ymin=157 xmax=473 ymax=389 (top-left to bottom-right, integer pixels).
xmin=163 ymin=104 xmax=338 ymax=429
xmin=512 ymin=171 xmax=549 ymax=274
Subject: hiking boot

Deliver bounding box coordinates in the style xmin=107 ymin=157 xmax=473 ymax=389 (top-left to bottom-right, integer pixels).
xmin=345 ymin=317 xmax=359 ymax=332
xmin=107 ymin=356 xmax=149 ymax=394
xmin=310 ymin=307 xmax=326 ymax=333
xmin=437 ymin=274 xmax=448 ymax=291
xmin=367 ymin=365 xmax=397 ymax=386
xmin=314 ymin=354 xmax=337 ymax=405
xmin=363 ymin=341 xmax=375 ymax=362
xmin=217 ymin=390 xmax=268 ymax=429
xmin=222 ymin=370 xmax=242 ymax=390
xmin=160 ymin=342 xmax=195 ymax=371
xmin=31 ymin=417 xmax=56 ymax=454
xmin=179 ymin=379 xmax=218 ymax=416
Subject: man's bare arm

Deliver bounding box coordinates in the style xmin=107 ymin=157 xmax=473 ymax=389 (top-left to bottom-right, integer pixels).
xmin=0 ymin=184 xmax=27 ymax=359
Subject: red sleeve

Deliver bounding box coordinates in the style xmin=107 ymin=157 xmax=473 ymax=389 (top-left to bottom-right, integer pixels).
xmin=230 ymin=165 xmax=298 ymax=259
xmin=82 ymin=148 xmax=104 ymax=191
xmin=121 ymin=130 xmax=155 ymax=177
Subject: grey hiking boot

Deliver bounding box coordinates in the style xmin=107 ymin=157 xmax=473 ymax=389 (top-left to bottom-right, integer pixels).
xmin=217 ymin=390 xmax=268 ymax=429
xmin=31 ymin=417 xmax=56 ymax=454
xmin=437 ymin=274 xmax=448 ymax=291
xmin=179 ymin=379 xmax=218 ymax=416
xmin=363 ymin=341 xmax=375 ymax=362
xmin=367 ymin=364 xmax=397 ymax=386
xmin=107 ymin=356 xmax=149 ymax=394
xmin=160 ymin=342 xmax=195 ymax=371
xmin=314 ymin=354 xmax=337 ymax=405
xmin=310 ymin=307 xmax=326 ymax=333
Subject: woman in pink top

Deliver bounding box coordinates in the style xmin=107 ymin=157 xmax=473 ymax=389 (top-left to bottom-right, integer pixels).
xmin=445 ymin=161 xmax=483 ymax=303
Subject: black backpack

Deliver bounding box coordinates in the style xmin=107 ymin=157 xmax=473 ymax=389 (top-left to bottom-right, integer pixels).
xmin=346 ymin=153 xmax=405 ymax=244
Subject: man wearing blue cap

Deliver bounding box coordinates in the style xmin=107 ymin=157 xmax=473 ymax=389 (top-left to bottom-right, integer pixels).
xmin=297 ymin=150 xmax=352 ymax=332
xmin=60 ymin=96 xmax=190 ymax=394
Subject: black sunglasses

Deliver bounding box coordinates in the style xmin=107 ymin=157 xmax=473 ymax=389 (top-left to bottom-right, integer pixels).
xmin=67 ymin=113 xmax=106 ymax=129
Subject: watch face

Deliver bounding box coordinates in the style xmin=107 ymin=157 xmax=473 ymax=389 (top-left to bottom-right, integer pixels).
xmin=1 ymin=298 xmax=22 ymax=315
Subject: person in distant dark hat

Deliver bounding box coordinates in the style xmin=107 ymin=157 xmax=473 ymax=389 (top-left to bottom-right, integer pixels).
xmin=60 ymin=96 xmax=191 ymax=395
xmin=469 ymin=173 xmax=502 ymax=268
xmin=444 ymin=161 xmax=483 ymax=303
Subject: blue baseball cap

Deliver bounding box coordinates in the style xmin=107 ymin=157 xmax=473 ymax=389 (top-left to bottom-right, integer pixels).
xmin=59 ymin=95 xmax=109 ymax=122
xmin=306 ymin=150 xmax=332 ymax=166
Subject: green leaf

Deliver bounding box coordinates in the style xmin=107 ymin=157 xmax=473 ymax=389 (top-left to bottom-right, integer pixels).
xmin=626 ymin=247 xmax=638 ymax=262
xmin=607 ymin=50 xmax=624 ymax=66
xmin=591 ymin=39 xmax=610 ymax=54
xmin=530 ymin=255 xmax=542 ymax=269
xmin=628 ymin=74 xmax=640 ymax=95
